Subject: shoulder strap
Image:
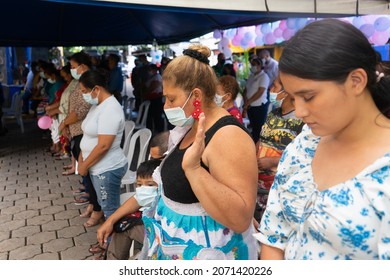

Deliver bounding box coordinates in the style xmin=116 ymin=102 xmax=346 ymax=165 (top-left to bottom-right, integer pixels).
xmin=204 ymin=115 xmax=250 ymax=146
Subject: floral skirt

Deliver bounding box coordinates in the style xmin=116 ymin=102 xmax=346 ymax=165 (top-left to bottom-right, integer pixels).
xmin=141 ymin=193 xmax=258 ymax=260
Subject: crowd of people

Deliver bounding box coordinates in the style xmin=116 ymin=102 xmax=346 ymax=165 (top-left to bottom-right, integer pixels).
xmin=9 ymin=18 xmax=390 ymax=260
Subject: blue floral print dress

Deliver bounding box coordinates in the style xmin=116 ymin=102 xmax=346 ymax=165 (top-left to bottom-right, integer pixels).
xmin=258 ymin=126 xmax=390 ymax=260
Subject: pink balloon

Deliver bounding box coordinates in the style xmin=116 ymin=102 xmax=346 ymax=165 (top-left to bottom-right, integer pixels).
xmin=273 ymin=27 xmax=283 ymax=38
xmin=255 ymin=25 xmax=262 ymax=35
xmin=279 ymin=20 xmax=287 ymax=30
xmin=38 ymin=116 xmax=52 ymax=130
xmin=372 ymin=31 xmax=389 ymax=45
xmin=232 ymin=36 xmax=241 ymax=47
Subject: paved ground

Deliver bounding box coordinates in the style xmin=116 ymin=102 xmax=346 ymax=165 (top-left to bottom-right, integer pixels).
xmin=0 ymin=117 xmax=100 ymax=260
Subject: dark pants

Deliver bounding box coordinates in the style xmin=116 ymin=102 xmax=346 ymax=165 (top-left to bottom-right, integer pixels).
xmin=72 ymin=134 xmax=101 ymax=212
xmin=247 ymin=103 xmax=269 ymax=143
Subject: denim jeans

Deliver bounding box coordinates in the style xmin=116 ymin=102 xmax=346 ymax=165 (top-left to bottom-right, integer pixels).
xmin=90 ymin=163 xmax=128 ymax=218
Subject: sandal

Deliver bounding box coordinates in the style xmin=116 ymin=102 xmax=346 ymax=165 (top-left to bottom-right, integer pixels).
xmin=62 ymin=169 xmax=75 ymax=176
xmin=73 ymin=187 xmax=86 ymax=196
xmin=80 ymin=204 xmax=93 ymax=218
xmin=89 ymin=243 xmax=106 ymax=254
xmin=74 ymin=195 xmax=90 ymax=206
xmin=94 ymin=250 xmax=107 ymax=260
xmin=63 ymin=164 xmax=73 ymax=170
xmin=84 ymin=211 xmax=104 ymax=228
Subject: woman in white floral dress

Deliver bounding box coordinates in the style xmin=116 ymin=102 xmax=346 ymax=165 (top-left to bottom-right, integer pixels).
xmin=258 ymin=19 xmax=390 ymax=260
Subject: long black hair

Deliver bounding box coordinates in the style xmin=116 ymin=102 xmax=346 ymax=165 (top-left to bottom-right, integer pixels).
xmin=279 ymin=19 xmax=390 ymax=117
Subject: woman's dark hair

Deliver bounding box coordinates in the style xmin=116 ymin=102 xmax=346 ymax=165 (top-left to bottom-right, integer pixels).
xmin=79 ymin=70 xmax=108 ymax=90
xmin=70 ymin=51 xmax=92 ymax=68
xmin=279 ymin=19 xmax=390 ymax=117
xmin=136 ymin=159 xmax=161 ymax=179
xmin=44 ymin=63 xmax=62 ymax=80
xmin=60 ymin=63 xmax=71 ymax=75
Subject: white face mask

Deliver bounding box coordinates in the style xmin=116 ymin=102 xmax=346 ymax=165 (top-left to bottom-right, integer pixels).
xmin=250 ymin=66 xmax=258 ymax=74
xmin=135 ymin=186 xmax=158 ymax=209
xmin=214 ymin=94 xmax=227 ymax=107
xmin=82 ymin=87 xmax=98 ymax=106
xmin=39 ymin=71 xmax=46 ymax=79
xmin=261 ymin=58 xmax=267 ymax=65
xmin=70 ymin=66 xmax=81 ymax=80
xmin=47 ymin=78 xmax=55 ymax=84
xmin=164 ymin=91 xmax=194 ymax=127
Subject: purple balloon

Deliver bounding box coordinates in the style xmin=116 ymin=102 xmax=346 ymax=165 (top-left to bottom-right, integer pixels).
xmin=374 ymin=17 xmax=390 ymax=32
xmin=240 ymin=38 xmax=250 ymax=49
xmin=264 ymin=33 xmax=276 ymax=45
xmin=286 ymin=18 xmax=296 ymax=29
xmin=261 ymin=24 xmax=272 ymax=35
xmin=255 ymin=35 xmax=264 ymax=46
xmin=296 ymin=18 xmax=308 ymax=30
xmin=360 ymin=24 xmax=375 ymax=37
xmin=282 ymin=28 xmax=295 ymax=41
xmin=38 ymin=116 xmax=52 ymax=130
xmin=244 ymin=32 xmax=254 ymax=42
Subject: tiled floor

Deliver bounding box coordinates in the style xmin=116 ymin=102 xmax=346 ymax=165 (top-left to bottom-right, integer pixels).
xmin=0 ymin=117 xmax=100 ymax=260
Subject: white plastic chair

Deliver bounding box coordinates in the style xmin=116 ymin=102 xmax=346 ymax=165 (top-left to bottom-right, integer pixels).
xmin=134 ymin=100 xmax=150 ymax=130
xmin=123 ymin=97 xmax=135 ymax=120
xmin=122 ymin=120 xmax=135 ymax=156
xmin=121 ymin=128 xmax=152 ymax=192
xmin=2 ymin=91 xmax=24 ymax=133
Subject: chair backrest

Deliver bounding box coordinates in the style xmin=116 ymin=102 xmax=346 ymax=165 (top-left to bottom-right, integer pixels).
xmin=13 ymin=93 xmax=22 ymax=115
xmin=4 ymin=91 xmax=22 ymax=115
xmin=123 ymin=97 xmax=136 ymax=120
xmin=135 ymin=100 xmax=150 ymax=128
xmin=123 ymin=120 xmax=135 ymax=155
xmin=126 ymin=128 xmax=152 ymax=171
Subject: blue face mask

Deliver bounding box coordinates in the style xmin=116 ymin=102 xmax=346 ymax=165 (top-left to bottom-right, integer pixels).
xmin=135 ymin=186 xmax=158 ymax=210
xmin=164 ymin=91 xmax=194 ymax=127
xmin=269 ymin=90 xmax=284 ymax=109
xmin=82 ymin=87 xmax=98 ymax=106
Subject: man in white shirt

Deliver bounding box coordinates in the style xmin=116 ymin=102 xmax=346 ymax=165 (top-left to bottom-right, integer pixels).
xmin=259 ymin=49 xmax=279 ymax=87
xmin=243 ymin=58 xmax=270 ymax=143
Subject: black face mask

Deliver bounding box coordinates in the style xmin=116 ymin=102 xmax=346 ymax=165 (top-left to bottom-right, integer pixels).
xmin=220 ymin=59 xmax=225 ymax=65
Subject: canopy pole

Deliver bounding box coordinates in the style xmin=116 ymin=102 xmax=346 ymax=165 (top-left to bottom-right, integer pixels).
xmin=264 ymin=0 xmax=269 ymax=12
xmin=356 ymin=0 xmax=359 ymax=16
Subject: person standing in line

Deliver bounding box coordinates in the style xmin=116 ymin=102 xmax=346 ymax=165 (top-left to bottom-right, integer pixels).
xmin=258 ymin=19 xmax=390 ymax=260
xmin=242 ymin=58 xmax=270 ymax=143
xmin=212 ymin=53 xmax=225 ymax=78
xmin=258 ymin=49 xmax=279 ymax=87
xmin=78 ymin=70 xmax=128 ymax=223
xmin=107 ymin=54 xmax=124 ymax=104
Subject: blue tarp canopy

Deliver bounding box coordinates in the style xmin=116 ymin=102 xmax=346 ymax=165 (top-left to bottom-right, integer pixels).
xmin=1 ymin=0 xmax=388 ymax=47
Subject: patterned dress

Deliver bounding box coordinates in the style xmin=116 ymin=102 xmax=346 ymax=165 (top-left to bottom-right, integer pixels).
xmin=258 ymin=126 xmax=390 ymax=259
xmin=140 ymin=118 xmax=259 ymax=260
